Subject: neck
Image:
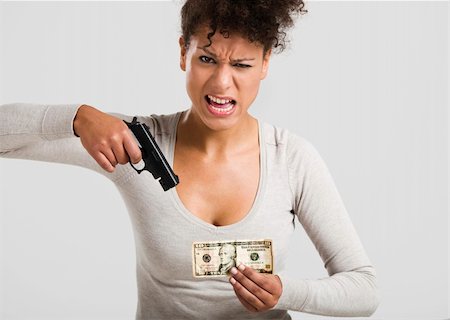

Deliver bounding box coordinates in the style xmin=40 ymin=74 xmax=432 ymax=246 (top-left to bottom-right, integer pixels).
xmin=176 ymin=108 xmax=258 ymax=157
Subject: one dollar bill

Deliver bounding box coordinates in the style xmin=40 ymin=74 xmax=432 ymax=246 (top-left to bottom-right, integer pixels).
xmin=192 ymin=239 xmax=273 ymax=278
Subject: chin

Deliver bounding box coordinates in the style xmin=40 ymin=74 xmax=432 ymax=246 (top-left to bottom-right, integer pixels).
xmin=196 ymin=105 xmax=242 ymax=131
xmin=202 ymin=117 xmax=239 ymax=132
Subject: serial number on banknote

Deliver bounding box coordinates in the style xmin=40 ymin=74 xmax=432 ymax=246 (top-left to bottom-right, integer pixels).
xmin=192 ymin=239 xmax=273 ymax=278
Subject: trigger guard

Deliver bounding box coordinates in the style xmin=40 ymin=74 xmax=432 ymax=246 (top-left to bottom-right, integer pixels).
xmin=130 ymin=158 xmax=146 ymax=173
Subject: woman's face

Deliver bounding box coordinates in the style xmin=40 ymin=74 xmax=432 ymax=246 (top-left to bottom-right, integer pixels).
xmin=179 ymin=26 xmax=271 ymax=131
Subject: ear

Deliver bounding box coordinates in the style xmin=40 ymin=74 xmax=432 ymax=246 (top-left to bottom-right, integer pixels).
xmin=260 ymin=49 xmax=272 ymax=80
xmin=179 ymin=36 xmax=187 ymax=71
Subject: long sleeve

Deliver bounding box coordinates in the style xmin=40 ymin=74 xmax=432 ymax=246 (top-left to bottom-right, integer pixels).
xmin=0 ymin=103 xmax=133 ymax=182
xmin=275 ymin=133 xmax=380 ymax=316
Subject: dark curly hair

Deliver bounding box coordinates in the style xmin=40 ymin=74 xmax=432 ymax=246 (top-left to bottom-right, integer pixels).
xmin=181 ymin=0 xmax=308 ymax=55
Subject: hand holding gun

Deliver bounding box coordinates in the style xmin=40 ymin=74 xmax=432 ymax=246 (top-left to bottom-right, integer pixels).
xmin=124 ymin=117 xmax=179 ymax=191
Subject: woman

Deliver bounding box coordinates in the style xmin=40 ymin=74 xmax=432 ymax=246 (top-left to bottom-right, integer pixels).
xmin=0 ymin=0 xmax=380 ymax=319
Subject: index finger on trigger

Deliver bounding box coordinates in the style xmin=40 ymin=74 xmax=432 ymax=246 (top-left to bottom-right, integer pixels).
xmin=123 ymin=134 xmax=142 ymax=164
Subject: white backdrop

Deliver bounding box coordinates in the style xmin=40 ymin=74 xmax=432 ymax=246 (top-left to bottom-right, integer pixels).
xmin=0 ymin=1 xmax=448 ymax=320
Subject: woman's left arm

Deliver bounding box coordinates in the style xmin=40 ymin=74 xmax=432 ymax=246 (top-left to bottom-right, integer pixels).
xmin=230 ymin=133 xmax=380 ymax=316
xmin=279 ymin=134 xmax=380 ymax=316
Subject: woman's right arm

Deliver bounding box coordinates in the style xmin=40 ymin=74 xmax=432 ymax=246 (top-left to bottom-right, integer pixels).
xmin=0 ymin=103 xmax=142 ymax=179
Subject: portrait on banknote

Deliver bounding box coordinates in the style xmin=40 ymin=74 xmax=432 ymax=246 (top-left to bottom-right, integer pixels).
xmin=217 ymin=243 xmax=237 ymax=275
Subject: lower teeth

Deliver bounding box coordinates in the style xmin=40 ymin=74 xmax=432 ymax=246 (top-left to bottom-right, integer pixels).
xmin=211 ymin=104 xmax=233 ymax=113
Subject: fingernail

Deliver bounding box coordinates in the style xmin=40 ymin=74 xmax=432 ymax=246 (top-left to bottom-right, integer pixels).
xmin=230 ymin=277 xmax=236 ymax=284
xmin=231 ymin=267 xmax=238 ymax=275
xmin=238 ymin=264 xmax=245 ymax=271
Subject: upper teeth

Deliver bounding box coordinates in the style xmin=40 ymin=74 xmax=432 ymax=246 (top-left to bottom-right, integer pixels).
xmin=208 ymin=95 xmax=232 ymax=104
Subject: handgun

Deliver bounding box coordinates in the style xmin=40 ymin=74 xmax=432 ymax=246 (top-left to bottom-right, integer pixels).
xmin=124 ymin=117 xmax=179 ymax=191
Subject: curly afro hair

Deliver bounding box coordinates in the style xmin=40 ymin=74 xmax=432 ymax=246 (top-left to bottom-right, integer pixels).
xmin=180 ymin=0 xmax=308 ymax=55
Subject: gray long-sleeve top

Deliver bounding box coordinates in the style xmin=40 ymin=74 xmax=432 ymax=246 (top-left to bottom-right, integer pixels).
xmin=0 ymin=103 xmax=380 ymax=319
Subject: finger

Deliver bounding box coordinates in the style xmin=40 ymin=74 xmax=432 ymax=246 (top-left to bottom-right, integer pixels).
xmin=236 ymin=294 xmax=257 ymax=313
xmin=231 ymin=266 xmax=273 ymax=304
xmin=123 ymin=134 xmax=142 ymax=164
xmin=111 ymin=142 xmax=130 ymax=165
xmin=230 ymin=276 xmax=265 ymax=311
xmin=94 ymin=152 xmax=115 ymax=172
xmin=237 ymin=263 xmax=279 ymax=295
xmin=230 ymin=278 xmax=258 ymax=312
xmin=101 ymin=148 xmax=119 ymax=167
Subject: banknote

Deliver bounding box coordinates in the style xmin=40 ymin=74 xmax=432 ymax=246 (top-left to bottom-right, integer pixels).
xmin=192 ymin=239 xmax=273 ymax=278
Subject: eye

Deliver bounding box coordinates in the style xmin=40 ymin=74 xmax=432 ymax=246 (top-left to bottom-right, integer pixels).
xmin=199 ymin=55 xmax=215 ymax=64
xmin=233 ymin=63 xmax=252 ymax=69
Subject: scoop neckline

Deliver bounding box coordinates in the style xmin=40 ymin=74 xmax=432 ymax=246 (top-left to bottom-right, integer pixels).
xmin=168 ymin=110 xmax=267 ymax=232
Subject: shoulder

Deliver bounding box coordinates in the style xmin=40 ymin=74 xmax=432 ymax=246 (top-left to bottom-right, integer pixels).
xmin=149 ymin=111 xmax=183 ymax=134
xmin=262 ymin=121 xmax=320 ymax=165
xmin=124 ymin=110 xmax=183 ymax=136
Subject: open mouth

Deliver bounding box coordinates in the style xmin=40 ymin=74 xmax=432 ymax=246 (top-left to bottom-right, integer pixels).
xmin=205 ymin=95 xmax=237 ymax=115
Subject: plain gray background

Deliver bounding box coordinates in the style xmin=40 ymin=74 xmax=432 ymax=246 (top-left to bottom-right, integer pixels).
xmin=0 ymin=1 xmax=448 ymax=319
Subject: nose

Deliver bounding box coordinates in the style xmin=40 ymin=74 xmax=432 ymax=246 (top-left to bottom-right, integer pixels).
xmin=211 ymin=64 xmax=233 ymax=90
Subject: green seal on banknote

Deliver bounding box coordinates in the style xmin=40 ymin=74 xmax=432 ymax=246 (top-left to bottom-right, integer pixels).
xmin=250 ymin=252 xmax=259 ymax=261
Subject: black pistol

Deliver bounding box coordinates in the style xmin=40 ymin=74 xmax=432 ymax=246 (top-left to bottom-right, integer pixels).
xmin=124 ymin=117 xmax=179 ymax=191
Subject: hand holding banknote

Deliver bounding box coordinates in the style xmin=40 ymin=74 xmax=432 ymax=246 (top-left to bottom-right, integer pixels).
xmin=192 ymin=239 xmax=281 ymax=312
xmin=229 ymin=263 xmax=282 ymax=312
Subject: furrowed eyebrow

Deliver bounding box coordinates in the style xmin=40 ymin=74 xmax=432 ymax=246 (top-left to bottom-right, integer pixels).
xmin=231 ymin=57 xmax=255 ymax=63
xmin=198 ymin=47 xmax=217 ymax=58
xmin=197 ymin=47 xmax=255 ymax=63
